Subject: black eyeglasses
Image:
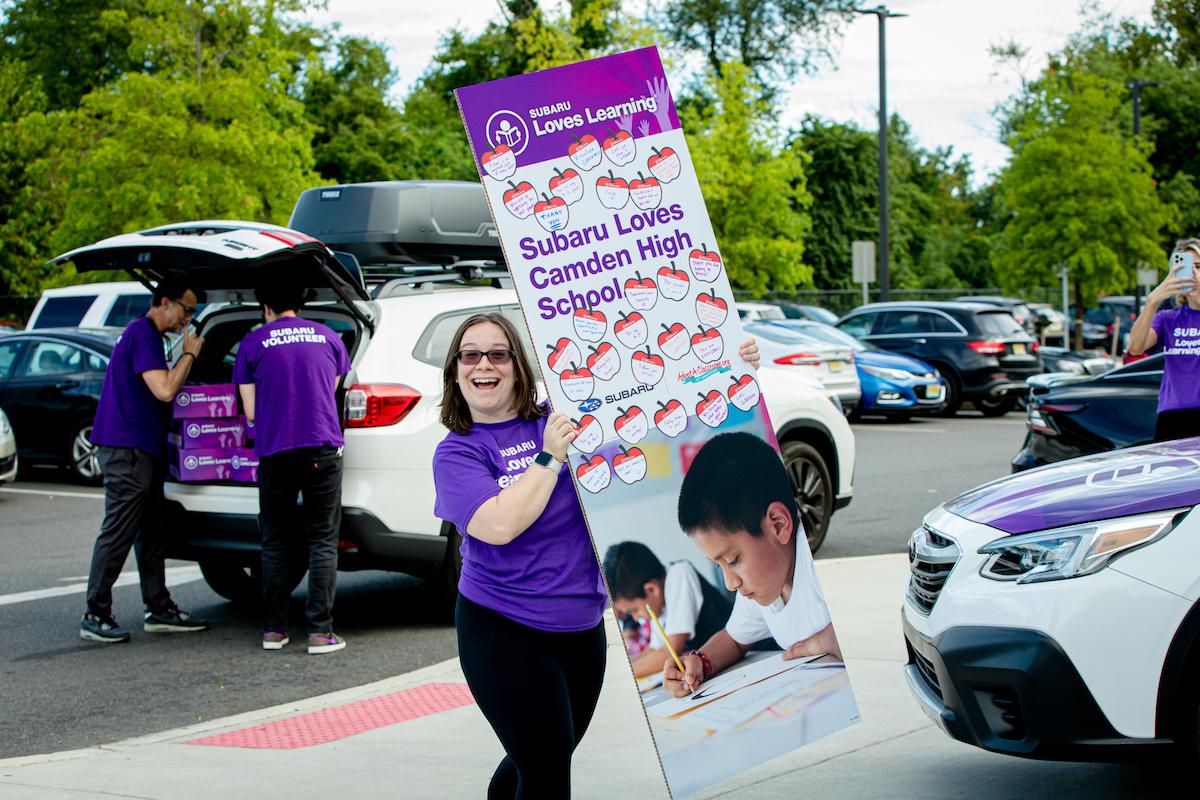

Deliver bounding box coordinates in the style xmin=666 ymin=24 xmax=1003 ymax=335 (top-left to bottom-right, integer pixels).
xmin=173 ymin=299 xmax=197 ymax=317
xmin=456 ymin=348 xmax=514 ymax=366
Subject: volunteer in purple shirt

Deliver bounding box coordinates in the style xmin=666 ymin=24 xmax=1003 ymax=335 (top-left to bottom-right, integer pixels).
xmin=1129 ymin=238 xmax=1200 ymax=441
xmin=81 ymin=277 xmax=208 ymax=644
xmin=234 ymin=284 xmax=351 ymax=655
xmin=432 ymin=312 xmax=760 ymax=798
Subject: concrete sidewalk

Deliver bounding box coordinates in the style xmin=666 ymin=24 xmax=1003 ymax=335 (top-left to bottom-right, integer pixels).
xmin=0 ymin=554 xmax=933 ymax=799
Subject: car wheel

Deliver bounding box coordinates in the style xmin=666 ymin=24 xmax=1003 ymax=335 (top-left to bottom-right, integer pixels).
xmin=780 ymin=441 xmax=833 ymax=554
xmin=934 ymin=370 xmax=962 ymax=417
xmin=198 ymin=558 xmax=306 ymax=606
xmin=974 ymin=395 xmax=1018 ymax=417
xmin=68 ymin=421 xmax=102 ymax=485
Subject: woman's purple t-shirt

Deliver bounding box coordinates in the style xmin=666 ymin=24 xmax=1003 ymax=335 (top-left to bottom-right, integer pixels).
xmin=1152 ymin=305 xmax=1200 ymax=413
xmin=91 ymin=315 xmax=169 ymax=455
xmin=433 ymin=413 xmax=608 ymax=632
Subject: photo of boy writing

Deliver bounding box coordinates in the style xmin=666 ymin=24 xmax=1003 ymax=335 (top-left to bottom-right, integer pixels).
xmin=603 ymin=541 xmax=733 ymax=679
xmin=664 ymin=431 xmax=843 ymax=697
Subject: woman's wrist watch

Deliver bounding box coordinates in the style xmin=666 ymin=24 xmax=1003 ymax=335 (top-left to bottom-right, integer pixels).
xmin=533 ymin=451 xmax=563 ymax=472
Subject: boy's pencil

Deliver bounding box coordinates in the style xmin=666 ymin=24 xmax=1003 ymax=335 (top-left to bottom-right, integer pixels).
xmin=645 ymin=603 xmax=688 ymax=678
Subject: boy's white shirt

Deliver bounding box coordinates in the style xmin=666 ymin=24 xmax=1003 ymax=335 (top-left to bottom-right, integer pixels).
xmin=649 ymin=561 xmax=705 ymax=649
xmin=725 ymin=541 xmax=832 ymax=648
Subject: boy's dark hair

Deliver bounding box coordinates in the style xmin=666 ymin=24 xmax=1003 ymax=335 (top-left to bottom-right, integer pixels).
xmin=254 ymin=283 xmax=305 ymax=314
xmin=602 ymin=541 xmax=667 ymax=599
xmin=152 ymin=277 xmax=206 ymax=307
xmin=678 ymin=432 xmax=797 ymax=538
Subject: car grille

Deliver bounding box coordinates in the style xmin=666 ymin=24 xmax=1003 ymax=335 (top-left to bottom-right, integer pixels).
xmin=911 ymin=646 xmax=942 ymax=699
xmin=907 ymin=525 xmax=960 ymax=614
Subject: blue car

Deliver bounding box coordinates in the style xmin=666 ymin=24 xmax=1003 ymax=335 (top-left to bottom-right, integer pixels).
xmin=766 ymin=320 xmax=947 ymax=419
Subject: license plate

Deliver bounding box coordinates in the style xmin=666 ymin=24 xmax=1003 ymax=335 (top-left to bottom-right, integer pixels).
xmin=926 ymin=385 xmax=942 ymax=399
xmin=1012 ymin=343 xmax=1026 ymax=355
xmin=828 ymin=360 xmax=843 ymax=372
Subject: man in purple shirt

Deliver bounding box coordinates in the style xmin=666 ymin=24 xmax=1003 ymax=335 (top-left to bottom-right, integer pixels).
xmin=82 ymin=278 xmax=209 ymax=644
xmin=234 ymin=284 xmax=351 ymax=654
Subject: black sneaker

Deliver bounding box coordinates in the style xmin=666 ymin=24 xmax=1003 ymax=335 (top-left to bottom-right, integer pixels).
xmin=81 ymin=613 xmax=130 ymax=643
xmin=144 ymin=604 xmax=209 ymax=633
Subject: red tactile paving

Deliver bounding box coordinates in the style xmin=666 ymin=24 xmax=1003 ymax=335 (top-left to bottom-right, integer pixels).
xmin=186 ymin=682 xmax=476 ymax=750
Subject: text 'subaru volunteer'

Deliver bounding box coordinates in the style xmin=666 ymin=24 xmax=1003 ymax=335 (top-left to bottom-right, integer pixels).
xmin=81 ymin=278 xmax=210 ymax=643
xmin=1128 ymin=237 xmax=1200 ymax=441
xmin=234 ymin=284 xmax=351 ymax=654
xmin=432 ymin=311 xmax=760 ymax=798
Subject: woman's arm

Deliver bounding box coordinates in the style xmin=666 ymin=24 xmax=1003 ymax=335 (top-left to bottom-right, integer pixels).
xmin=1130 ymin=274 xmax=1191 ymax=355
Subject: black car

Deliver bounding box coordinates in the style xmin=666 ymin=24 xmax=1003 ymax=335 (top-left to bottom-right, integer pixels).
xmin=1011 ymin=353 xmax=1161 ymax=471
xmin=836 ymin=301 xmax=1041 ymax=416
xmin=954 ymin=295 xmax=1036 ymax=334
xmin=0 ymin=328 xmax=119 ymax=483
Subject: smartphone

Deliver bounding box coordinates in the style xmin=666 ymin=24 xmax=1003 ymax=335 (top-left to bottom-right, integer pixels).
xmin=1172 ymin=251 xmax=1195 ymax=280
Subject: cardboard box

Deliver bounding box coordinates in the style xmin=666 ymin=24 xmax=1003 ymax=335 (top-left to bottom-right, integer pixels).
xmin=230 ymin=448 xmax=259 ymax=484
xmin=173 ymin=384 xmax=238 ymax=420
xmin=168 ymin=447 xmax=236 ymax=482
xmin=168 ymin=417 xmax=248 ymax=450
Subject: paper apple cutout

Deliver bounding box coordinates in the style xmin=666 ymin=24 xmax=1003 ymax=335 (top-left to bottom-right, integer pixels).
xmin=503 ymin=180 xmax=537 ymax=219
xmin=481 ymin=144 xmax=516 ymax=181
xmin=727 ymin=374 xmax=761 ymax=411
xmin=572 ymin=303 xmax=607 ymax=342
xmin=614 ymin=405 xmax=649 ymax=444
xmin=602 ymin=127 xmax=636 ymax=166
xmin=614 ymin=310 xmax=648 ymax=348
xmin=647 ymin=146 xmax=681 ymax=184
xmin=570 ymin=415 xmax=604 ymax=454
xmin=544 ymin=337 xmax=582 ymax=375
xmin=695 ymin=390 xmax=730 ymax=428
xmin=658 ymin=322 xmax=691 ymax=361
xmin=695 ymin=292 xmax=729 ymax=328
xmin=623 ymin=271 xmax=657 ymax=311
xmin=585 ymin=342 xmax=620 ymax=381
xmin=688 ymin=243 xmax=723 ymax=282
xmin=559 ymin=362 xmax=595 ymax=402
xmin=596 ymin=170 xmax=630 ymax=209
xmin=549 ymin=167 xmax=584 ymax=205
xmin=630 ymin=347 xmax=665 ymax=386
xmin=656 ymin=262 xmax=689 ymax=301
xmin=654 ymin=399 xmax=688 ymax=438
xmin=575 ymin=454 xmax=612 ymax=493
xmin=534 ymin=193 xmax=569 ymax=232
xmin=613 ymin=445 xmax=647 ymax=485
xmin=629 ymin=171 xmax=662 ymax=210
xmin=691 ymin=325 xmax=724 ymax=363
xmin=568 ymin=133 xmax=603 ymax=171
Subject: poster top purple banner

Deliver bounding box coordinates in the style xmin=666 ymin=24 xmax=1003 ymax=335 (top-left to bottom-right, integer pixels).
xmin=455 ymin=47 xmax=680 ymax=174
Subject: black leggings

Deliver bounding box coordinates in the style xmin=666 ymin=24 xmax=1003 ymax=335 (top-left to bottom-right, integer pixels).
xmin=456 ymin=595 xmax=606 ymax=800
xmin=1154 ymin=407 xmax=1200 ymax=442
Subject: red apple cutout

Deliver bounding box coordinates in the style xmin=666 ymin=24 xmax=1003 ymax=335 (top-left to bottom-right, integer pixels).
xmin=572 ymin=302 xmax=607 ymax=342
xmin=727 ymin=374 xmax=761 ymax=411
xmin=585 ymin=342 xmax=620 ymax=381
xmin=629 ymin=171 xmax=662 ymax=210
xmin=544 ymin=337 xmax=582 ymax=375
xmin=622 ymin=271 xmax=657 ymax=311
xmin=503 ymin=180 xmax=537 ymax=219
xmin=630 ymin=347 xmax=665 ymax=386
xmin=568 ymin=133 xmax=603 ymax=171
xmin=688 ymin=243 xmax=723 ymax=282
xmin=534 ymin=193 xmax=569 ymax=232
xmin=695 ymin=292 xmax=729 ymax=327
xmin=695 ymin=390 xmax=729 ymax=428
xmin=549 ymin=167 xmax=584 ymax=205
xmin=613 ymin=445 xmax=647 ymax=485
xmin=691 ymin=325 xmax=724 ymax=364
xmin=614 ymin=406 xmax=649 ymax=444
xmin=575 ymin=454 xmax=612 ymax=494
xmin=657 ymin=322 xmax=691 ymax=361
xmin=570 ymin=415 xmax=604 ymax=454
xmin=596 ymin=170 xmax=630 ymax=209
xmin=480 ymin=143 xmax=516 ymax=181
xmin=602 ymin=127 xmax=636 ymax=166
xmin=654 ymin=399 xmax=688 ymax=438
xmin=614 ymin=310 xmax=648 ymax=348
xmin=647 ymin=146 xmax=681 ymax=184
xmin=656 ymin=261 xmax=689 ymax=301
xmin=559 ymin=362 xmax=595 ymax=402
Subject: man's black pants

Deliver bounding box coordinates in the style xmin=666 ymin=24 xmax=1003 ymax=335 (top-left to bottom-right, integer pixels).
xmin=85 ymin=446 xmax=172 ymax=619
xmin=258 ymin=445 xmax=343 ymax=634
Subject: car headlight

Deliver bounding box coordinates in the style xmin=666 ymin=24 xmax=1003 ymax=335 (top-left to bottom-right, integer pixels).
xmin=0 ymin=410 xmax=9 ymax=434
xmin=861 ymin=364 xmax=912 ymax=381
xmin=977 ymin=509 xmax=1186 ymax=584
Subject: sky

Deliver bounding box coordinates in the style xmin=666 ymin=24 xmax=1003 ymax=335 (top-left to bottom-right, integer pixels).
xmin=310 ymin=0 xmax=1156 ymax=181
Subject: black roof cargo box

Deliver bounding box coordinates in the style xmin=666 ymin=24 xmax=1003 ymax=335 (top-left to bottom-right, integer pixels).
xmin=289 ymin=181 xmax=504 ymax=267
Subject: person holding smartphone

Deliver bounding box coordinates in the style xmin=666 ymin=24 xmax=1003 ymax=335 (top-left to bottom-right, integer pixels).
xmin=1128 ymin=238 xmax=1200 ymax=441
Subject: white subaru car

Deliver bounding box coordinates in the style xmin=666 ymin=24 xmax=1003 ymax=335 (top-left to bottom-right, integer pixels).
xmin=53 ymin=181 xmax=855 ymax=609
xmin=903 ymin=439 xmax=1200 ymax=761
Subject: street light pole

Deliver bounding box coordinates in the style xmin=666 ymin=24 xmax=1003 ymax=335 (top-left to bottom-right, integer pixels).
xmin=857 ymin=5 xmax=907 ymax=302
xmin=1125 ymin=78 xmax=1158 ymax=317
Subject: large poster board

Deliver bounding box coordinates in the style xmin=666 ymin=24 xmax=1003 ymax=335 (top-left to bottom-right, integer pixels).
xmin=456 ymin=47 xmax=859 ymax=797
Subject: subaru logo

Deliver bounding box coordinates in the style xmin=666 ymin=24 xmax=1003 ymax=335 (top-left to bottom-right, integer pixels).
xmin=578 ymin=398 xmax=601 ymax=413
xmin=187 ymin=424 xmax=200 ymax=437
xmin=184 ymin=456 xmax=199 ymax=470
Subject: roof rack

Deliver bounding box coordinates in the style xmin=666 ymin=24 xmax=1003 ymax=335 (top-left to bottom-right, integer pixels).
xmin=371 ymin=266 xmax=513 ymax=298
